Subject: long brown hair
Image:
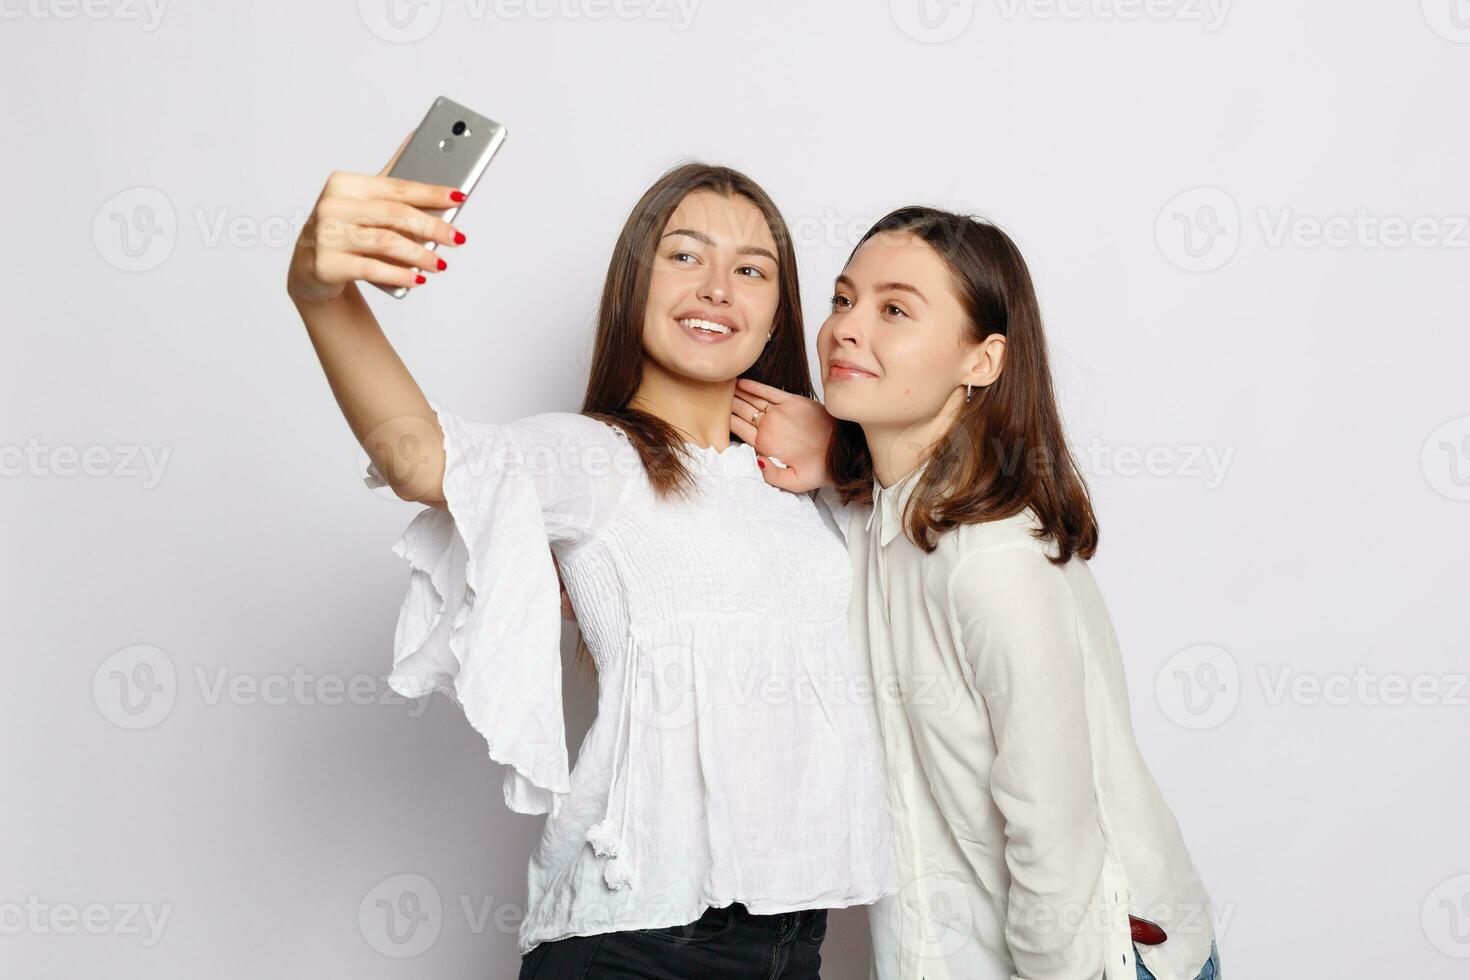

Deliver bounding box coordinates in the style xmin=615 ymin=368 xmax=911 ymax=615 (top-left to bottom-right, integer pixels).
xmin=580 ymin=162 xmax=813 ymax=497
xmin=568 ymin=163 xmax=812 ymax=675
xmin=828 ymin=206 xmax=1098 ymax=564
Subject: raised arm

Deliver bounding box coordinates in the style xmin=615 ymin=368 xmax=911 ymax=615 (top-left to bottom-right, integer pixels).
xmin=285 ymin=131 xmax=469 ymax=506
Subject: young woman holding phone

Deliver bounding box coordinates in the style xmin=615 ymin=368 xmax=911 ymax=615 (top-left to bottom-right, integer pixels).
xmin=732 ymin=208 xmax=1221 ymax=980
xmin=286 ymin=149 xmax=897 ymax=977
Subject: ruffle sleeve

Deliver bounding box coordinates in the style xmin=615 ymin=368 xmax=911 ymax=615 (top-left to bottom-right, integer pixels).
xmin=363 ymin=399 xmax=582 ymax=819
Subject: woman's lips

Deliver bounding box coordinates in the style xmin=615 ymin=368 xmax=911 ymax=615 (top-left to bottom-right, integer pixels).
xmin=677 ymin=316 xmax=739 ymax=344
xmin=827 ymin=360 xmax=878 ymax=380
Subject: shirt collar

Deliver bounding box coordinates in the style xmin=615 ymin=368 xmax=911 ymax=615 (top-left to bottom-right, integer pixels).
xmin=864 ymin=459 xmax=930 ymax=548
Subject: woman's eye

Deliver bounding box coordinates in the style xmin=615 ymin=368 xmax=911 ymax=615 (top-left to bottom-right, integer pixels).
xmin=737 ymin=265 xmax=766 ymax=279
xmin=830 ymin=294 xmax=852 ymax=309
xmin=671 ymin=251 xmax=697 ymax=264
xmin=883 ymin=303 xmax=908 ymax=318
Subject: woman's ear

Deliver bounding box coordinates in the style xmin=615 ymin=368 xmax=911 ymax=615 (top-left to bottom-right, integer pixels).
xmin=964 ymin=333 xmax=1007 ymax=388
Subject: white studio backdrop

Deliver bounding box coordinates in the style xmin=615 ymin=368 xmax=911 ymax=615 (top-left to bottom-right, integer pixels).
xmin=4 ymin=2 xmax=1467 ymax=978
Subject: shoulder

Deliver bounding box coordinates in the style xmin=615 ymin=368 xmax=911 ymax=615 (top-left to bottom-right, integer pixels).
xmin=508 ymin=411 xmax=630 ymax=446
xmin=497 ymin=412 xmax=639 ymax=462
xmin=813 ymin=484 xmax=860 ymax=542
xmin=937 ymin=512 xmax=1093 ymax=688
xmin=931 ymin=508 xmax=1078 ymax=621
xmin=498 ymin=412 xmax=644 ymax=488
xmin=434 ymin=407 xmax=634 ymax=467
xmin=427 ymin=401 xmax=620 ymax=450
xmin=429 ymin=403 xmax=643 ymax=506
xmin=949 ymin=506 xmax=1049 ymax=555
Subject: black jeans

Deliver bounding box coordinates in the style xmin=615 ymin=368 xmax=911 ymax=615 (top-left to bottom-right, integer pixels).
xmin=517 ymin=902 xmax=828 ymax=979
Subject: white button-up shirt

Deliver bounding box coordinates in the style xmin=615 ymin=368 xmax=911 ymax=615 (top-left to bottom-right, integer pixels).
xmin=818 ymin=461 xmax=1216 ymax=980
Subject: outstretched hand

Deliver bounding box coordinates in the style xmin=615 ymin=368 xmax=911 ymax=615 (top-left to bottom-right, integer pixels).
xmin=731 ymin=378 xmax=837 ymax=493
xmin=285 ymin=130 xmax=466 ymax=304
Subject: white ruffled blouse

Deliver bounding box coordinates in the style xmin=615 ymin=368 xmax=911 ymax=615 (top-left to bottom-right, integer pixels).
xmin=364 ymin=400 xmax=899 ymax=955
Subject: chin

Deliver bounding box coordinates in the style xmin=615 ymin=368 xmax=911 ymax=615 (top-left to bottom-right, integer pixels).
xmin=821 ymin=386 xmax=874 ymax=424
xmin=667 ymin=344 xmax=763 ymax=382
xmin=661 ymin=352 xmax=753 ymax=384
xmin=679 ymin=363 xmax=745 ymax=383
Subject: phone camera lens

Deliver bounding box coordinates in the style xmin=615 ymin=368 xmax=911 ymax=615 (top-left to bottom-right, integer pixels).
xmin=452 ymin=121 xmax=467 ymax=136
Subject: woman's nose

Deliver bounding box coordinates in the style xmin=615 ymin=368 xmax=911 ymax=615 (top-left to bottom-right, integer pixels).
xmin=698 ymin=267 xmax=733 ymax=306
xmin=833 ymin=314 xmax=866 ymax=348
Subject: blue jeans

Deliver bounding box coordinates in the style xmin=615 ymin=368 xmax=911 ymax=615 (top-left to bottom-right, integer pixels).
xmin=517 ymin=902 xmax=828 ymax=979
xmin=1137 ymin=940 xmax=1221 ymax=980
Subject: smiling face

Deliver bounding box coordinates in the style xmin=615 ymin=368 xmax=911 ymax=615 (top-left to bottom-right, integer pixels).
xmin=817 ymin=231 xmax=997 ymax=429
xmin=640 ymin=190 xmax=782 ymax=384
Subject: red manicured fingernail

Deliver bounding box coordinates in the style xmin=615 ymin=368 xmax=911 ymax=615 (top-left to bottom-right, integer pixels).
xmin=1130 ymin=916 xmax=1168 ymax=945
xmin=453 ymin=231 xmax=466 ymax=244
xmin=414 ymin=275 xmax=426 ymax=284
xmin=757 ymin=459 xmax=766 ymax=470
xmin=450 ymin=190 xmax=466 ymax=202
xmin=436 ymin=258 xmax=447 ymax=270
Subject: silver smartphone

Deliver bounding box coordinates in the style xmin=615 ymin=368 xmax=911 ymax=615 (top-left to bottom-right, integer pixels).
xmin=374 ymin=96 xmax=507 ymax=299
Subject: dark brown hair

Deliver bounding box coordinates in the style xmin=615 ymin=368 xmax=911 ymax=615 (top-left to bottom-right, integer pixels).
xmin=568 ymin=163 xmax=812 ymax=675
xmin=579 ymin=162 xmax=813 ymax=497
xmin=828 ymin=206 xmax=1098 ymax=564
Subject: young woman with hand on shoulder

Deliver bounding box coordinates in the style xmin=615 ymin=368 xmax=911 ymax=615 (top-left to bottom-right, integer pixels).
xmin=286 ymin=154 xmax=898 ymax=978
xmin=733 ymin=208 xmax=1221 ymax=980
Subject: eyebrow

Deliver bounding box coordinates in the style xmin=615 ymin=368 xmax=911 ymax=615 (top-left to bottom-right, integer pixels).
xmin=834 ymin=274 xmax=927 ymax=304
xmin=662 ymin=228 xmax=779 ymax=265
